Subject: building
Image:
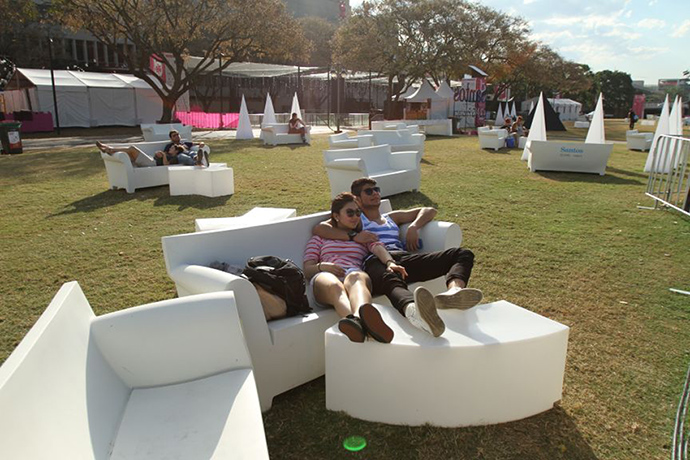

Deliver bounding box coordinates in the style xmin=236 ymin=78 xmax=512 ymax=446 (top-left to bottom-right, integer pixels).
xmin=658 ymin=78 xmax=690 ymax=90
xmin=284 ymin=0 xmax=350 ymax=21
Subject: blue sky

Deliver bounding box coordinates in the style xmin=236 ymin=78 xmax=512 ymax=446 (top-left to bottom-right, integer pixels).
xmin=348 ymin=0 xmax=689 ymax=85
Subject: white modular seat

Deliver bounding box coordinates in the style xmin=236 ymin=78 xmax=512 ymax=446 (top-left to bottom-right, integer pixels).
xmin=358 ymin=129 xmax=426 ymax=163
xmin=526 ymin=140 xmax=613 ymax=175
xmin=100 ymin=141 xmax=212 ymax=193
xmin=0 ymin=282 xmax=269 ymax=459
xmin=478 ymin=126 xmax=508 ymax=151
xmin=195 ymin=207 xmax=297 ymax=232
xmin=322 ymin=144 xmax=420 ymax=198
xmin=374 ymin=121 xmax=421 ymax=134
xmin=169 ymin=164 xmax=234 ymax=197
xmin=574 ymin=121 xmax=590 ymax=128
xmin=141 ymin=123 xmax=193 ymax=142
xmin=261 ymin=123 xmax=311 ymax=146
xmin=326 ymin=301 xmax=569 ymax=427
xmin=328 ymin=132 xmax=373 ymax=149
xmin=161 ymin=200 xmax=462 ymax=411
xmin=626 ymin=129 xmax=653 ymax=151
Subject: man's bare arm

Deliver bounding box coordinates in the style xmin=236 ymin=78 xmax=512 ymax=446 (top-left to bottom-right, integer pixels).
xmin=389 ymin=207 xmax=437 ymax=251
xmin=312 ymin=220 xmax=378 ymax=243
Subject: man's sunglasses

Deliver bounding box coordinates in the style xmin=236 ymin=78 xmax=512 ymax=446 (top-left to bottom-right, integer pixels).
xmin=362 ymin=187 xmax=381 ymax=196
xmin=345 ymin=208 xmax=362 ymax=217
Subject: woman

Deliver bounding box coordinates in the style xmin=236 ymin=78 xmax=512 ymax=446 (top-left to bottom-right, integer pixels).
xmin=303 ymin=193 xmax=407 ymax=343
xmin=288 ymin=112 xmax=308 ymax=144
xmin=510 ymin=115 xmax=529 ymax=146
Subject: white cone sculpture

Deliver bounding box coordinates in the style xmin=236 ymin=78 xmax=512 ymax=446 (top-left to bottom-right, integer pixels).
xmin=236 ymin=95 xmax=254 ymax=140
xmin=675 ymin=97 xmax=683 ymax=136
xmin=495 ymin=102 xmax=504 ymax=127
xmin=644 ymin=95 xmax=671 ymax=172
xmin=585 ymin=93 xmax=606 ymax=144
xmin=290 ymin=92 xmax=302 ymax=120
xmin=510 ymin=102 xmax=517 ymax=120
xmin=260 ymin=94 xmax=277 ymax=140
xmin=669 ymin=96 xmax=681 ymax=136
xmin=522 ymin=93 xmax=547 ymax=161
xmin=530 ymin=100 xmax=535 ymax=113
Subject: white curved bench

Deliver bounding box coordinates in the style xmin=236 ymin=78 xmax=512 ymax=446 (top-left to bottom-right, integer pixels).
xmin=325 ymin=300 xmax=569 ymax=427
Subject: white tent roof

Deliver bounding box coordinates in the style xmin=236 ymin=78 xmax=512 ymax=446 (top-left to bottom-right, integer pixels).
xmin=405 ymin=80 xmax=445 ymax=102
xmin=18 ymin=69 xmax=86 ymax=91
xmin=435 ymin=81 xmax=455 ymax=100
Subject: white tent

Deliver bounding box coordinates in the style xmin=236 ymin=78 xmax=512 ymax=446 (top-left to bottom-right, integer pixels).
xmin=435 ymin=81 xmax=455 ymax=118
xmin=521 ymin=97 xmax=582 ymax=121
xmin=522 ymin=92 xmax=547 ymax=161
xmin=405 ymin=80 xmax=446 ymax=119
xmin=2 ymin=68 xmax=189 ymax=127
xmin=645 ymin=95 xmax=671 ymax=172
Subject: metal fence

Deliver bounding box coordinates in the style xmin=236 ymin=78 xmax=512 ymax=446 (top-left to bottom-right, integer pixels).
xmin=248 ymin=112 xmax=369 ymax=129
xmin=643 ymin=135 xmax=690 ymax=217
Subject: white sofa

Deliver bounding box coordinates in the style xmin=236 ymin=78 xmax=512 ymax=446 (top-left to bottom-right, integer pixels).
xmin=261 ymin=123 xmax=311 ymax=146
xmin=328 ymin=132 xmax=373 ymax=149
xmin=0 ymin=282 xmax=269 ymax=459
xmin=100 ymin=141 xmax=212 ymax=193
xmin=323 ymin=144 xmax=420 ymax=198
xmin=161 ymin=200 xmax=462 ymax=412
xmin=478 ymin=126 xmax=508 ymax=151
xmin=626 ymin=129 xmax=653 ymax=151
xmin=358 ymin=129 xmax=426 ymax=163
xmin=373 ymin=122 xmax=421 ymax=134
xmin=141 ymin=123 xmax=193 ymax=142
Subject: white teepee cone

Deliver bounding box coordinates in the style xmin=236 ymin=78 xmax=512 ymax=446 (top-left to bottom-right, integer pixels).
xmin=290 ymin=93 xmax=302 ymax=120
xmin=676 ymin=97 xmax=684 ymax=136
xmin=495 ymin=103 xmax=504 ymax=127
xmin=510 ymin=102 xmax=517 ymax=120
xmin=236 ymin=95 xmax=254 ymax=140
xmin=669 ymin=95 xmax=681 ymax=136
xmin=585 ymin=93 xmax=606 ymax=144
xmin=644 ymin=95 xmax=671 ymax=172
xmin=260 ymin=94 xmax=277 ymax=140
xmin=529 ymin=100 xmax=535 ymax=113
xmin=522 ymin=92 xmax=547 ymax=161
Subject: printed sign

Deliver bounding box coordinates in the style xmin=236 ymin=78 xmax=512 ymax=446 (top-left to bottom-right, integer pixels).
xmin=452 ymin=77 xmax=486 ymax=128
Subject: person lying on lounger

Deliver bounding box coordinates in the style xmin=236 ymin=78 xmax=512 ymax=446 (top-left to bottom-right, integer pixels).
xmin=96 ymin=130 xmax=207 ymax=167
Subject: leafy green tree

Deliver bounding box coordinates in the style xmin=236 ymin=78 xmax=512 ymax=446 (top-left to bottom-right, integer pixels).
xmin=55 ymin=0 xmax=310 ymax=122
xmin=593 ymin=70 xmax=635 ymax=117
xmin=299 ymin=16 xmax=338 ymax=67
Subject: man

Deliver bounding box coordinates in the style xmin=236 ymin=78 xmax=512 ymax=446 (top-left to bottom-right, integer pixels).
xmin=313 ymin=177 xmax=483 ymax=337
xmin=96 ymin=130 xmax=207 ymax=167
xmin=288 ymin=113 xmax=308 ymax=144
xmin=160 ymin=130 xmax=207 ymax=166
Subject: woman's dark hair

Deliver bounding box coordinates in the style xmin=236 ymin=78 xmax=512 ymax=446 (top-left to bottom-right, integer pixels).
xmin=329 ymin=192 xmax=362 ymax=230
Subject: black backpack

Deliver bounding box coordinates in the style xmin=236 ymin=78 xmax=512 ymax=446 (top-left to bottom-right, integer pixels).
xmin=243 ymin=255 xmax=312 ymax=317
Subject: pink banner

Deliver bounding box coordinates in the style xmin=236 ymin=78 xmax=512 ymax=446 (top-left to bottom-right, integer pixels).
xmin=175 ymin=111 xmax=239 ymax=129
xmin=632 ymin=94 xmax=645 ymax=119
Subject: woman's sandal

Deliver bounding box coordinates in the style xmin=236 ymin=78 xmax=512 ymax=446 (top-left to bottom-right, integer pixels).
xmin=359 ymin=303 xmax=394 ymax=343
xmin=338 ymin=315 xmax=366 ymax=343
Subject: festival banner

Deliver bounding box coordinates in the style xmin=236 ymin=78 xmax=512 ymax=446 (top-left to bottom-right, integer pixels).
xmin=633 ymin=94 xmax=645 ymax=119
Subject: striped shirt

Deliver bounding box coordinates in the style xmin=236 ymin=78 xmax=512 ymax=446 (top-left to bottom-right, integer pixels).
xmin=361 ymin=214 xmax=404 ymax=251
xmin=303 ymin=236 xmax=382 ymax=270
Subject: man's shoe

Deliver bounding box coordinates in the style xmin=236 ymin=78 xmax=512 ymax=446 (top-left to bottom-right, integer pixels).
xmin=359 ymin=303 xmax=394 ymax=343
xmin=338 ymin=315 xmax=366 ymax=343
xmin=405 ymin=287 xmax=445 ymax=337
xmin=434 ymin=287 xmax=483 ymax=310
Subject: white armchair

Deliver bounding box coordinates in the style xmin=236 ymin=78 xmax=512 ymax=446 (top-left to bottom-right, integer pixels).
xmin=323 ymin=144 xmax=420 ymax=198
xmin=141 ymin=123 xmax=193 ymax=142
xmin=478 ymin=126 xmax=507 ymax=151
xmin=358 ymin=129 xmax=426 ymax=163
xmin=328 ymin=132 xmax=373 ymax=149
xmin=0 ymin=282 xmax=269 ymax=459
xmin=626 ymin=130 xmax=653 ymax=151
xmin=261 ymin=123 xmax=311 ymax=146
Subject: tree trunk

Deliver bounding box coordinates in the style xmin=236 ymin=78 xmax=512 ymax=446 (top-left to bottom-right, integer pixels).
xmin=159 ymin=96 xmax=177 ymax=123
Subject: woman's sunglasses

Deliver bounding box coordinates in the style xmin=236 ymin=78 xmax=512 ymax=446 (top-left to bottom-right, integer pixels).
xmin=345 ymin=209 xmax=362 ymax=217
xmin=362 ymin=187 xmax=381 ymax=196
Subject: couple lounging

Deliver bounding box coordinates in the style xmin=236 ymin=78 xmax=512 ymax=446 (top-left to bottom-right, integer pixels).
xmin=304 ymin=177 xmax=482 ymax=343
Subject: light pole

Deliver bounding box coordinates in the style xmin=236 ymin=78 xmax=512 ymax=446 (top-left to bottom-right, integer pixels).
xmin=47 ymin=37 xmax=61 ymax=135
xmin=218 ymin=54 xmax=223 ymax=129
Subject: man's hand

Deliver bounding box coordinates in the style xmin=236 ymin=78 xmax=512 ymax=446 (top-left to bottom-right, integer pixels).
xmin=320 ymin=262 xmax=346 ymax=277
xmin=405 ymin=226 xmax=420 ymax=251
xmin=387 ymin=262 xmax=408 ymax=279
xmin=354 ymin=231 xmax=379 ymax=244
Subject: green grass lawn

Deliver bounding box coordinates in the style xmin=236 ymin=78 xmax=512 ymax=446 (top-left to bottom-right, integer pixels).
xmin=0 ymin=127 xmax=688 ymax=459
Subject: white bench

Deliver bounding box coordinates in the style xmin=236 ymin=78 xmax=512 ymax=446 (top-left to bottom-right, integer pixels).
xmin=328 ymin=132 xmax=373 ymax=149
xmin=323 ymin=144 xmax=420 ymax=198
xmin=526 ymin=140 xmax=613 ymax=175
xmin=261 ymin=123 xmax=312 ymax=146
xmin=478 ymin=126 xmax=508 ymax=151
xmin=141 ymin=123 xmax=193 ymax=142
xmin=195 ymin=207 xmax=297 ymax=232
xmin=161 ymin=200 xmax=462 ymax=411
xmin=626 ymin=129 xmax=653 ymax=151
xmin=373 ymin=119 xmax=452 ymax=136
xmin=326 ymin=300 xmax=569 ymax=427
xmin=358 ymin=129 xmax=426 ymax=163
xmin=0 ymin=282 xmax=269 ymax=459
xmin=100 ymin=141 xmax=212 ymax=193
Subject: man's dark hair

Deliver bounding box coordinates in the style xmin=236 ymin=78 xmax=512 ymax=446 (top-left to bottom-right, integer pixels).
xmin=169 ymin=130 xmax=180 ymax=139
xmin=351 ymin=177 xmax=377 ymax=196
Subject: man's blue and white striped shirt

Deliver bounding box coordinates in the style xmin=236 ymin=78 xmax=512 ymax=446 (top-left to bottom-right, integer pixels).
xmin=361 ymin=213 xmax=404 ymax=252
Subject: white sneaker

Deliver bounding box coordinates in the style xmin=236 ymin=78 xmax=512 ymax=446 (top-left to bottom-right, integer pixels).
xmin=405 ymin=287 xmax=445 ymax=337
xmin=434 ymin=287 xmax=483 ymax=310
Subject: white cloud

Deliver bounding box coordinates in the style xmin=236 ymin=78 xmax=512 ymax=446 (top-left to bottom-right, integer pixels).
xmin=672 ymin=19 xmax=690 ymax=38
xmin=523 ymin=0 xmax=537 ymax=4
xmin=629 ymin=46 xmax=670 ymax=58
xmin=637 ymin=18 xmax=667 ymax=29
xmin=603 ymin=28 xmax=641 ymax=40
xmin=648 ymin=0 xmax=658 ymax=5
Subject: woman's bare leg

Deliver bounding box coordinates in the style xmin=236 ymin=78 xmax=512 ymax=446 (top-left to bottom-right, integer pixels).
xmin=343 ymin=271 xmax=372 ymax=316
xmin=96 ymin=142 xmax=142 ymax=163
xmin=313 ymin=273 xmax=353 ymax=317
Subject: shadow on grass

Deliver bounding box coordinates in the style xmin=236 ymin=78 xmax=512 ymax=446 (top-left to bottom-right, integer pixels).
xmin=0 ymin=151 xmax=104 ymax=184
xmin=390 ymin=191 xmax=439 ymax=209
xmin=49 ymin=187 xmax=231 ymax=216
xmin=606 ymin=166 xmax=648 ymax=179
xmin=536 ymin=170 xmax=645 ymax=185
xmin=264 ymin=378 xmax=598 ymax=460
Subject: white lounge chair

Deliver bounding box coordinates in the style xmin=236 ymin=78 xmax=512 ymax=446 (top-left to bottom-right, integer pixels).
xmin=141 ymin=123 xmax=193 ymax=142
xmin=328 ymin=132 xmax=373 ymax=149
xmin=0 ymin=282 xmax=269 ymax=459
xmin=626 ymin=129 xmax=653 ymax=151
xmin=261 ymin=123 xmax=311 ymax=145
xmin=478 ymin=126 xmax=507 ymax=151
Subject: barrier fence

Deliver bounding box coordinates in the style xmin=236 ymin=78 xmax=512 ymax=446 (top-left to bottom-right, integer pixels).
xmin=643 ymin=134 xmax=690 ymax=217
xmin=175 ymin=112 xmax=369 ymax=130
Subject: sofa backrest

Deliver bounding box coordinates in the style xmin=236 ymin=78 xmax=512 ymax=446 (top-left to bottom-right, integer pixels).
xmin=141 ymin=123 xmax=192 ymax=142
xmin=163 ymin=200 xmax=393 ymax=273
xmin=323 ymin=144 xmax=392 ymax=173
xmin=360 ymin=130 xmax=413 ymax=145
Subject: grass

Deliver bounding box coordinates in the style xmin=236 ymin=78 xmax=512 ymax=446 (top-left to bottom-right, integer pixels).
xmin=0 ymin=120 xmax=689 ymax=459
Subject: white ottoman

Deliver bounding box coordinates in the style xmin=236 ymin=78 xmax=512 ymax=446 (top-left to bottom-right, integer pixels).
xmin=194 ymin=207 xmax=297 ymax=232
xmin=574 ymin=121 xmax=590 ymax=128
xmin=325 ymin=300 xmax=569 ymax=427
xmin=169 ymin=164 xmax=234 ymax=197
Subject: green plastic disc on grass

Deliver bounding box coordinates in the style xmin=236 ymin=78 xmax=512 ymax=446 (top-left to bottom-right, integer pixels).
xmin=343 ymin=436 xmax=367 ymax=452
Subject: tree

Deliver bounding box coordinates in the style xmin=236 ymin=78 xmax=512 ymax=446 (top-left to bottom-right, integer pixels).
xmin=593 ymin=70 xmax=635 ymax=117
xmin=0 ymin=0 xmax=56 ymax=70
xmin=299 ymin=16 xmax=338 ymax=67
xmin=55 ymin=0 xmax=310 ymax=122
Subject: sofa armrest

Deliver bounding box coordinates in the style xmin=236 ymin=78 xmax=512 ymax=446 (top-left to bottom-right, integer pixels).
xmin=355 ymin=135 xmax=374 ymax=147
xmin=325 ymin=158 xmax=366 ymax=172
xmin=170 ymin=264 xmax=242 ymax=295
xmin=411 ymin=133 xmax=426 ymax=143
xmin=388 ymin=151 xmax=418 ymax=170
xmin=399 ymin=221 xmax=463 ymax=253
